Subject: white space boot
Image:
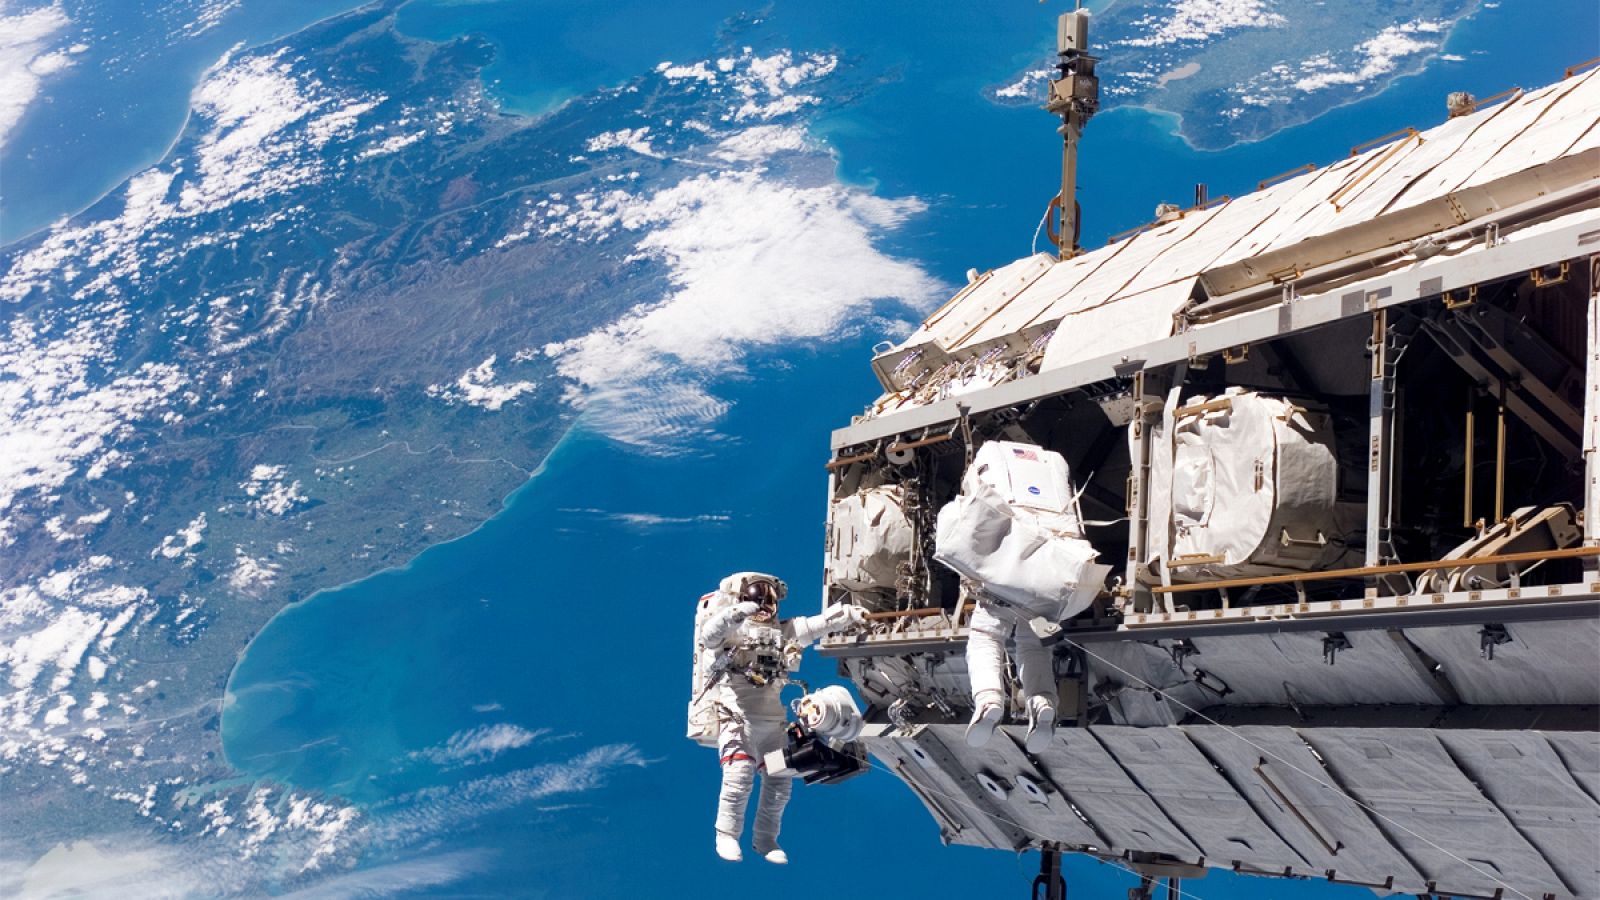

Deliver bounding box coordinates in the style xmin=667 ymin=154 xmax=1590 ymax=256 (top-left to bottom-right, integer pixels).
xmin=714 ymin=831 xmax=742 ymax=862
xmin=758 ymin=846 xmax=788 ymax=865
xmin=1025 ymin=696 xmax=1056 ymax=753
xmin=965 ymin=697 xmax=1004 ymax=749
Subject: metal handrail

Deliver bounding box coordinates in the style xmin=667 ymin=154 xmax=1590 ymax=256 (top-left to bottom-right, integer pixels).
xmin=825 ymin=448 xmax=878 ymax=470
xmin=1258 ymin=163 xmax=1317 ymax=191
xmin=1349 ymin=127 xmax=1419 ymax=158
xmin=863 ymin=601 xmax=973 ymax=623
xmin=1474 ymin=86 xmax=1523 ymax=110
xmin=1151 ymin=545 xmax=1600 ymax=595
xmin=886 ymin=433 xmax=953 ymax=454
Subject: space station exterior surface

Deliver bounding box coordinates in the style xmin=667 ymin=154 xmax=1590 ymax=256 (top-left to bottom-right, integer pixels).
xmin=818 ymin=47 xmax=1600 ymax=900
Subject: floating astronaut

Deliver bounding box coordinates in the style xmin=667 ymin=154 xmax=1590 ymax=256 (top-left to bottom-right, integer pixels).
xmin=688 ymin=572 xmax=867 ymax=863
xmin=933 ymin=442 xmax=1111 ymax=752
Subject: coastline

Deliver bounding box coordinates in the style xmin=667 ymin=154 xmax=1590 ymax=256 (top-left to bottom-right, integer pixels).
xmin=0 ymin=0 xmax=383 ymax=247
xmin=216 ymin=420 xmax=578 ymax=779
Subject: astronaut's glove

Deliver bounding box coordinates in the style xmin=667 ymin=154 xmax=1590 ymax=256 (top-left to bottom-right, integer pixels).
xmin=732 ymin=601 xmax=762 ymax=621
xmin=824 ymin=603 xmax=869 ymax=632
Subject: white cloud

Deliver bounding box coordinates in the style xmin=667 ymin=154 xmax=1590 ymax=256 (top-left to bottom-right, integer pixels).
xmin=656 ymin=60 xmax=718 ymax=83
xmin=2 ymin=608 xmax=104 ymax=697
xmin=0 ymin=1 xmax=72 ymax=151
xmin=413 ymin=723 xmax=549 ymax=766
xmin=3 ymin=840 xmax=200 ymax=900
xmin=277 ymin=851 xmax=489 ymax=899
xmin=1216 ymin=17 xmax=1453 ymax=116
xmin=229 ymin=547 xmax=279 ymax=594
xmin=1 ymin=50 xmax=383 ymax=304
xmin=710 ymin=124 xmax=808 ymax=162
xmin=727 ymin=50 xmax=836 ymax=121
xmin=1291 ymin=20 xmax=1445 ymax=92
xmin=585 ymin=126 xmax=659 ymax=157
xmin=183 ymin=0 xmax=242 ymax=38
xmin=154 ymin=512 xmax=207 ymax=559
xmin=996 ymin=69 xmax=1052 ymax=100
xmin=425 ymin=355 xmax=537 ymax=411
xmin=0 ymin=562 xmax=150 ymax=732
xmin=181 ymin=51 xmax=381 ymax=214
xmin=0 ymin=317 xmax=185 ymax=546
xmin=543 ymin=170 xmax=939 ymax=451
xmin=27 ymin=47 xmax=72 ymax=76
xmin=561 ymin=506 xmax=731 ymax=528
xmin=242 ymin=464 xmax=307 ymax=516
xmin=373 ymin=744 xmax=647 ymax=845
xmin=355 ymin=128 xmax=426 ymax=161
xmin=235 ymin=789 xmax=358 ymax=871
xmin=1120 ymin=0 xmax=1286 ymax=47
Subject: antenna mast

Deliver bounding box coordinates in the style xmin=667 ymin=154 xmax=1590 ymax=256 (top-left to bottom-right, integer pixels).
xmin=1045 ymin=6 xmax=1098 ymax=258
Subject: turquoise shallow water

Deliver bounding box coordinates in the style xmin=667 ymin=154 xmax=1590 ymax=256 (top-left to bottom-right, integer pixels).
xmin=217 ymin=0 xmax=1597 ymax=895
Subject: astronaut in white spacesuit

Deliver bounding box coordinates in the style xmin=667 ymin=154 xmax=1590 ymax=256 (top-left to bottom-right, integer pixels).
xmin=695 ymin=574 xmax=866 ymax=864
xmin=933 ymin=441 xmax=1111 ymax=755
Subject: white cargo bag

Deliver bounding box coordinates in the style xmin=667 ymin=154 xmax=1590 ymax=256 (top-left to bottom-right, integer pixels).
xmin=1143 ymin=388 xmax=1339 ymax=580
xmin=933 ymin=442 xmax=1109 ymax=621
xmin=828 ymin=485 xmax=914 ymax=608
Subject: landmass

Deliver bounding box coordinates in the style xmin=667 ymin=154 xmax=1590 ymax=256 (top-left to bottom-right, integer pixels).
xmin=990 ymin=0 xmax=1482 ymax=150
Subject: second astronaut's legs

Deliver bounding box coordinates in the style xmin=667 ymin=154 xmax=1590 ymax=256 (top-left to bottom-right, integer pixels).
xmin=965 ymin=603 xmax=1057 ymax=752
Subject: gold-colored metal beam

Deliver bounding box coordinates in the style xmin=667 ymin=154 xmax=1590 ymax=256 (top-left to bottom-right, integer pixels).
xmin=886 ymin=433 xmax=953 ymax=454
xmin=1463 ymin=388 xmax=1476 ymax=528
xmin=1495 ymin=386 xmax=1507 ymax=522
xmin=863 ymin=601 xmax=973 ymax=622
xmin=1349 ymin=126 xmax=1419 ymax=158
xmin=1475 ymin=86 xmax=1523 ymax=109
xmin=1172 ymin=397 xmax=1233 ymax=418
xmin=825 ymin=449 xmax=878 ymax=470
xmin=1151 ymin=545 xmax=1600 ymax=595
xmin=1257 ymin=163 xmax=1317 ymax=191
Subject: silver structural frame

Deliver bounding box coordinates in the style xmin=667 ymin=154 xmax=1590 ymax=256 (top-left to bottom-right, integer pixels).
xmin=831 ymin=213 xmax=1600 ymax=451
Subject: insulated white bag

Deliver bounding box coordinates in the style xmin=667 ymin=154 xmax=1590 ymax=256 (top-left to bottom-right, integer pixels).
xmin=828 ymin=485 xmax=914 ymax=610
xmin=933 ymin=441 xmax=1110 ymax=621
xmin=1143 ymin=388 xmax=1340 ymax=580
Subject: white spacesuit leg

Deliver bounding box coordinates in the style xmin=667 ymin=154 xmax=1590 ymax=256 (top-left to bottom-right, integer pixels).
xmin=1012 ymin=626 xmax=1057 ymax=752
xmin=1011 ymin=625 xmax=1055 ymax=705
xmin=965 ymin=603 xmax=1010 ymax=748
xmin=742 ymin=686 xmax=791 ymax=863
xmin=713 ymin=706 xmax=756 ymax=861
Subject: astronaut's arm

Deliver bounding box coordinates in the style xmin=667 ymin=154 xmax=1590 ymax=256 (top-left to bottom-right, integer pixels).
xmin=784 ymin=603 xmax=868 ymax=646
xmin=699 ymin=601 xmax=760 ymax=647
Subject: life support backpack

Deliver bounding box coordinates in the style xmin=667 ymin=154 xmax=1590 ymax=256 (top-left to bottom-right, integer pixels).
xmin=686 ymin=572 xmax=787 ymax=747
xmin=933 ymin=441 xmax=1110 ymax=622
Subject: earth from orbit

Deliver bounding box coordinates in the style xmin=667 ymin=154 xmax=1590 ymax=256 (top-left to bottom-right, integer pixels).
xmin=1 ymin=0 xmax=1594 ymax=896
